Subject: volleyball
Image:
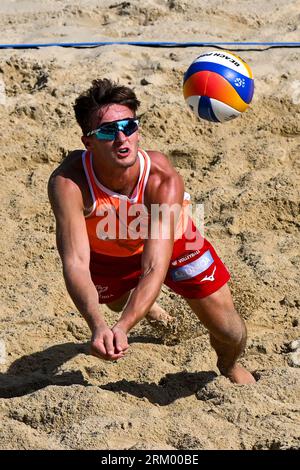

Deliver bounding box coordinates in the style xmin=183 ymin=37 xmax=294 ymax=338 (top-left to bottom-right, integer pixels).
xmin=183 ymin=51 xmax=254 ymax=123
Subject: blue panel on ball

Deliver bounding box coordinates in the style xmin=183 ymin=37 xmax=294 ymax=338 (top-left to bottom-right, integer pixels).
xmin=198 ymin=96 xmax=220 ymax=122
xmin=184 ymin=61 xmax=254 ymax=104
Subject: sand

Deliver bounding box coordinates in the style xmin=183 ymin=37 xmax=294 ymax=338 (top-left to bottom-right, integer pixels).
xmin=0 ymin=0 xmax=299 ymax=450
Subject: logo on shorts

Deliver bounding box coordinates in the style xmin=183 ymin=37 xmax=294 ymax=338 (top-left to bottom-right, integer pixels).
xmin=171 ymin=249 xmax=214 ymax=282
xmin=95 ymin=285 xmax=114 ymax=300
xmin=200 ymin=266 xmax=216 ymax=282
xmin=96 ymin=285 xmax=109 ymax=294
xmin=171 ymin=249 xmax=201 ymax=266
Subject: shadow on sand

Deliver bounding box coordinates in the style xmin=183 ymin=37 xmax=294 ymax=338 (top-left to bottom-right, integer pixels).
xmin=0 ymin=337 xmax=217 ymax=404
xmin=100 ymin=370 xmax=217 ymax=406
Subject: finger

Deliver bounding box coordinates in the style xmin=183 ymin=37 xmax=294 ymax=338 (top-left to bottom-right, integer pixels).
xmin=91 ymin=349 xmax=124 ymax=361
xmin=103 ymin=334 xmax=115 ymax=357
xmin=113 ymin=333 xmax=129 ymax=353
xmin=106 ymin=353 xmax=125 ymax=361
xmin=115 ymin=344 xmax=129 ymax=354
xmin=91 ymin=337 xmax=126 ymax=361
xmin=114 ymin=341 xmax=124 ymax=353
xmin=113 ymin=333 xmax=122 ymax=353
xmin=90 ymin=340 xmax=107 ymax=357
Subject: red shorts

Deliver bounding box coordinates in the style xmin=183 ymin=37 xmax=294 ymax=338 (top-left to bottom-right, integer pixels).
xmin=90 ymin=226 xmax=230 ymax=304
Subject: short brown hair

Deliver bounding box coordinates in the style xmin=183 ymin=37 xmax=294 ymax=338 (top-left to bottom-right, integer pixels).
xmin=74 ymin=78 xmax=140 ymax=135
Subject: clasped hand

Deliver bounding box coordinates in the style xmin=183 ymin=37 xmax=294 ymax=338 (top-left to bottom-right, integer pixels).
xmin=90 ymin=324 xmax=129 ymax=361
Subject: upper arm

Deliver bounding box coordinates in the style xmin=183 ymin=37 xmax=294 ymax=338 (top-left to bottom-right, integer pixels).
xmin=145 ymin=151 xmax=184 ymax=238
xmin=48 ymin=174 xmax=90 ymax=269
xmin=141 ymin=152 xmax=184 ymax=274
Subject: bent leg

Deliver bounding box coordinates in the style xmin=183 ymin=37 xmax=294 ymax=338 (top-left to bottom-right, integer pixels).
xmin=106 ymin=291 xmax=131 ymax=312
xmin=106 ymin=291 xmax=174 ymax=327
xmin=185 ymin=283 xmax=255 ymax=384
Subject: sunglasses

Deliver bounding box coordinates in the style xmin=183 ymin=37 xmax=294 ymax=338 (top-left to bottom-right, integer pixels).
xmin=86 ymin=118 xmax=139 ymax=141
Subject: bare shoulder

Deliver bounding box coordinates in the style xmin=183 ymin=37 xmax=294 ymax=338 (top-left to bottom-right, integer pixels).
xmin=146 ymin=150 xmax=176 ymax=176
xmin=144 ymin=150 xmax=184 ymax=205
xmin=49 ymin=149 xmax=83 ymax=181
xmin=48 ymin=149 xmax=85 ymax=213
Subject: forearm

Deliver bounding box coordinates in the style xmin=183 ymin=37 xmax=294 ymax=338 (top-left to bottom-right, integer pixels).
xmin=116 ymin=267 xmax=165 ymax=333
xmin=63 ymin=265 xmax=106 ymax=333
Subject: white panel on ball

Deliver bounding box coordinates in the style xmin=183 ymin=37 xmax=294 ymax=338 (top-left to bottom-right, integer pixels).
xmin=210 ymin=98 xmax=241 ymax=122
xmin=186 ymin=95 xmax=201 ymax=118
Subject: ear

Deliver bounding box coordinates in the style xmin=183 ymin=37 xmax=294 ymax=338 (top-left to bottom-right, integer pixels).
xmin=81 ymin=136 xmax=91 ymax=150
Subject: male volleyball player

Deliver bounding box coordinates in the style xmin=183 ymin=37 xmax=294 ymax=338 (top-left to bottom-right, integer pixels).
xmin=48 ymin=79 xmax=255 ymax=384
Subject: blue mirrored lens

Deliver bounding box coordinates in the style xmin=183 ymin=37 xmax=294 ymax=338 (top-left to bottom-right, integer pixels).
xmin=93 ymin=119 xmax=138 ymax=141
xmin=95 ymin=127 xmax=116 ymax=140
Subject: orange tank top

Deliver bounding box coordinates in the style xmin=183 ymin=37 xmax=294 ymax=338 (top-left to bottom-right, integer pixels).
xmin=82 ymin=148 xmax=190 ymax=257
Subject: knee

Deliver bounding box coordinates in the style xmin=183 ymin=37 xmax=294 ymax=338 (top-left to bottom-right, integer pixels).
xmin=106 ymin=296 xmax=129 ymax=313
xmin=106 ymin=302 xmax=123 ymax=313
xmin=212 ymin=310 xmax=247 ymax=345
xmin=106 ymin=291 xmax=130 ymax=313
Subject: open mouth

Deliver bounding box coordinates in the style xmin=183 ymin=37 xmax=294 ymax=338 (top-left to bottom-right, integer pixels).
xmin=116 ymin=147 xmax=130 ymax=158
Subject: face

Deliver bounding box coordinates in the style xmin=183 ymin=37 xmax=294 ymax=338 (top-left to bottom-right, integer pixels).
xmin=82 ymin=104 xmax=140 ymax=170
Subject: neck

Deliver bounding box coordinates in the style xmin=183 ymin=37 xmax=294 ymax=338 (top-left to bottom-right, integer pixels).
xmin=91 ymin=152 xmax=140 ymax=197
